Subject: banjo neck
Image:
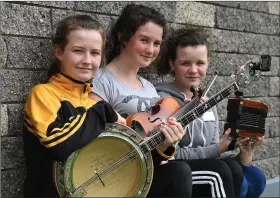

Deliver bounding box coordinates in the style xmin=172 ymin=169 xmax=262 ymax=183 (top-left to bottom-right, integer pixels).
xmin=140 ymin=81 xmax=239 ymax=154
xmin=177 ymin=81 xmax=239 ymax=128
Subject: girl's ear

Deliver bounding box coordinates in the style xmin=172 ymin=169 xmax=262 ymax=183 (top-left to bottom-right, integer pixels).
xmin=169 ymin=59 xmax=175 ymax=71
xmin=207 ymin=56 xmax=210 ymax=65
xmin=53 ymin=45 xmax=63 ymax=61
xmin=117 ymin=32 xmax=121 ymax=41
xmin=118 ymin=32 xmax=128 ymax=49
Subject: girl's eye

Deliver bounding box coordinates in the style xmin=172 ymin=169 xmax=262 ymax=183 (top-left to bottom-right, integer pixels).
xmin=154 ymin=42 xmax=161 ymax=47
xmin=197 ymin=62 xmax=205 ymax=66
xmin=73 ymin=49 xmax=82 ymax=53
xmin=140 ymin=39 xmax=148 ymax=44
xmin=182 ymin=62 xmax=191 ymax=66
xmin=91 ymin=51 xmax=100 ymax=56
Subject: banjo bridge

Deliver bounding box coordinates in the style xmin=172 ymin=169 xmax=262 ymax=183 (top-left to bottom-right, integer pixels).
xmin=94 ymin=170 xmax=105 ymax=187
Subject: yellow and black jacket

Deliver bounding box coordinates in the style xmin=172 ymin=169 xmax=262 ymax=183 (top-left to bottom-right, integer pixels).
xmin=23 ymin=73 xmax=117 ymax=197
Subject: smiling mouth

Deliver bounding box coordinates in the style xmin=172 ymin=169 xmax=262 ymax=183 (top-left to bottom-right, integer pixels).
xmin=141 ymin=55 xmax=153 ymax=59
xmin=77 ymin=67 xmax=93 ymax=71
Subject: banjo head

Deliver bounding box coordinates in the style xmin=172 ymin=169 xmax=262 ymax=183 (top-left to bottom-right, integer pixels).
xmin=54 ymin=123 xmax=153 ymax=197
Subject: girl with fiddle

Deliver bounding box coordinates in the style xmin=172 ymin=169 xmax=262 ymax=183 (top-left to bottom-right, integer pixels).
xmin=156 ymin=27 xmax=266 ymax=198
xmin=90 ymin=4 xmax=192 ymax=197
xmin=23 ymin=15 xmax=125 ymax=197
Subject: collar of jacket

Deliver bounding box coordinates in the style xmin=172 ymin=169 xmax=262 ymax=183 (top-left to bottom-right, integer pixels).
xmin=49 ymin=73 xmax=93 ymax=94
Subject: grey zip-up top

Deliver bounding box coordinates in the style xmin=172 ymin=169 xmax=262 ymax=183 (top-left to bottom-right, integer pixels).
xmin=156 ymin=83 xmax=221 ymax=160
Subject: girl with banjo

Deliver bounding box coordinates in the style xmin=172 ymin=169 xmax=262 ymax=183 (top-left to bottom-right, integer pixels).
xmin=23 ymin=15 xmax=125 ymax=197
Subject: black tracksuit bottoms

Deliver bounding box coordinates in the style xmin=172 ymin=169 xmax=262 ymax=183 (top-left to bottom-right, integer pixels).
xmin=147 ymin=158 xmax=243 ymax=198
xmin=147 ymin=160 xmax=192 ymax=197
xmin=185 ymin=158 xmax=243 ymax=198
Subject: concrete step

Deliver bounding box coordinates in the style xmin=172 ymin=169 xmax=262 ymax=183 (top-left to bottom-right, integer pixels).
xmin=260 ymin=177 xmax=280 ymax=197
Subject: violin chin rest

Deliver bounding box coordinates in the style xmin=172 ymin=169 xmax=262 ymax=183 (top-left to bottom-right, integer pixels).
xmin=131 ymin=120 xmax=147 ymax=139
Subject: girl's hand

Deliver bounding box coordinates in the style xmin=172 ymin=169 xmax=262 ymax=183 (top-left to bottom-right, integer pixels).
xmin=184 ymin=96 xmax=207 ymax=104
xmin=115 ymin=112 xmax=126 ymax=125
xmin=218 ymin=128 xmax=250 ymax=153
xmin=184 ymin=98 xmax=191 ymax=103
xmin=200 ymin=96 xmax=208 ymax=103
xmin=239 ymin=136 xmax=264 ymax=165
xmin=218 ymin=128 xmax=233 ymax=153
xmin=157 ymin=117 xmax=185 ymax=152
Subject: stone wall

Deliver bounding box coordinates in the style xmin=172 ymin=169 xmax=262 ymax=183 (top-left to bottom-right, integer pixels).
xmin=0 ymin=1 xmax=279 ymax=197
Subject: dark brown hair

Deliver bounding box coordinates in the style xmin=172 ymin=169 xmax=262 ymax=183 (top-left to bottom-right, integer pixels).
xmin=106 ymin=4 xmax=167 ymax=63
xmin=48 ymin=15 xmax=106 ymax=79
xmin=157 ymin=28 xmax=210 ymax=75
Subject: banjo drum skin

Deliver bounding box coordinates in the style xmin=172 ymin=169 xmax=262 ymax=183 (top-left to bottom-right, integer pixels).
xmin=53 ymin=123 xmax=153 ymax=197
xmin=224 ymin=98 xmax=268 ymax=139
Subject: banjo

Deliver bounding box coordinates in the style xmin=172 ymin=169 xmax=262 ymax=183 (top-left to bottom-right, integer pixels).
xmin=53 ymin=57 xmax=270 ymax=197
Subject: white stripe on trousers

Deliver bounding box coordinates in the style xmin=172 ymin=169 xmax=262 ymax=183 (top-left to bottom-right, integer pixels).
xmin=192 ymin=180 xmax=216 ymax=197
xmin=192 ymin=171 xmax=226 ymax=198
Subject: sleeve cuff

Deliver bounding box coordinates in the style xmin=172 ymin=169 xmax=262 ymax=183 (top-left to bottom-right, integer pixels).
xmin=213 ymin=143 xmax=221 ymax=156
xmin=156 ymin=145 xmax=176 ymax=159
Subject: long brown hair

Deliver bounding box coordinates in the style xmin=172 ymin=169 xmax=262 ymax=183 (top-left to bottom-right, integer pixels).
xmin=106 ymin=4 xmax=167 ymax=64
xmin=48 ymin=15 xmax=106 ymax=79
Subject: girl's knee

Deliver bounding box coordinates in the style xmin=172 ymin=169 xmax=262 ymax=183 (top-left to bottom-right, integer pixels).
xmin=169 ymin=160 xmax=192 ymax=175
xmin=244 ymin=166 xmax=266 ymax=184
xmin=206 ymin=159 xmax=233 ymax=177
xmin=243 ymin=166 xmax=266 ymax=197
xmin=165 ymin=161 xmax=192 ymax=191
xmin=244 ymin=166 xmax=265 ymax=177
xmin=222 ymin=159 xmax=244 ymax=180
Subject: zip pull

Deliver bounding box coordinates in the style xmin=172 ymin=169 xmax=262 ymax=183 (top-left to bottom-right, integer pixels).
xmin=83 ymin=83 xmax=93 ymax=93
xmin=83 ymin=84 xmax=87 ymax=93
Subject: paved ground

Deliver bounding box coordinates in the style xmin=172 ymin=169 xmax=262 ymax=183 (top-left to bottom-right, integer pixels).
xmin=261 ymin=177 xmax=280 ymax=197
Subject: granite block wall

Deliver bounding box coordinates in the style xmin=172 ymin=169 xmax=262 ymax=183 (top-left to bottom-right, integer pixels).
xmin=0 ymin=1 xmax=279 ymax=197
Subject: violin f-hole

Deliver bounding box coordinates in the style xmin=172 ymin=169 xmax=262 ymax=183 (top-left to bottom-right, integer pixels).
xmin=148 ymin=117 xmax=162 ymax=123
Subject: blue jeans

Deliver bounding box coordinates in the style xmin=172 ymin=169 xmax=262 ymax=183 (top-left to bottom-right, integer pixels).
xmin=240 ymin=165 xmax=266 ymax=198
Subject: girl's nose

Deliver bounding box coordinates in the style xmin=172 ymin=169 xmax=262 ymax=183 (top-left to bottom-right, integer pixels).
xmin=145 ymin=44 xmax=153 ymax=54
xmin=83 ymin=53 xmax=91 ymax=64
xmin=189 ymin=64 xmax=198 ymax=73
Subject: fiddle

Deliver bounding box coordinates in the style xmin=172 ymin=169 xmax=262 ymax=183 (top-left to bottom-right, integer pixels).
xmin=126 ymin=83 xmax=211 ymax=137
xmin=126 ymin=95 xmax=191 ymax=137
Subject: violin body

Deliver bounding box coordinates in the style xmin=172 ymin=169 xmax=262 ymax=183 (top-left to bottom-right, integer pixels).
xmin=126 ymin=97 xmax=181 ymax=137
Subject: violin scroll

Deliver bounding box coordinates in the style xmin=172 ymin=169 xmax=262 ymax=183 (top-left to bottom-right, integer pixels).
xmin=190 ymin=86 xmax=203 ymax=99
